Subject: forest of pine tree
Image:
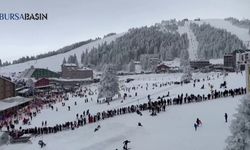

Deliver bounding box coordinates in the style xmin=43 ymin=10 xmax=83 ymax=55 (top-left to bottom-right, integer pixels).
xmin=190 ymin=23 xmax=246 ymax=59
xmin=225 ymin=17 xmax=250 ymax=35
xmin=81 ymin=24 xmax=189 ymax=71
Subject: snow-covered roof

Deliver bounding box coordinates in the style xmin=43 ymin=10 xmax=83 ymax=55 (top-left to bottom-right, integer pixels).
xmin=17 ymin=88 xmax=30 ymax=94
xmin=133 ymin=61 xmax=141 ymax=64
xmin=35 ymin=85 xmax=52 ymax=89
xmin=209 ymin=59 xmax=223 ymax=65
xmin=0 ymin=76 xmax=15 ymax=85
xmin=77 ymin=67 xmax=92 ymax=71
xmin=50 ymin=77 xmax=93 ymax=82
xmin=63 ymin=63 xmax=77 ymax=67
xmin=156 ymin=63 xmax=170 ymax=68
xmin=162 ymin=59 xmax=180 ymax=68
xmin=0 ymin=96 xmax=33 ymax=112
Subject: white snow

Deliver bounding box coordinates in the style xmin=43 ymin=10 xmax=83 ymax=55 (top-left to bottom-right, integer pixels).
xmin=209 ymin=58 xmax=224 ymax=64
xmin=178 ymin=19 xmax=250 ymax=61
xmin=162 ymin=58 xmax=180 ymax=68
xmin=0 ymin=97 xmax=33 ymax=112
xmin=0 ymin=33 xmax=123 ymax=75
xmin=195 ymin=19 xmax=250 ymax=48
xmin=0 ymin=71 xmax=246 ymax=150
xmin=178 ymin=22 xmax=199 ymax=60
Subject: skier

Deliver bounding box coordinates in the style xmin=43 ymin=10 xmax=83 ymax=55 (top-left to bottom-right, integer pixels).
xmin=138 ymin=122 xmax=143 ymax=127
xmin=38 ymin=140 xmax=46 ymax=148
xmin=224 ymin=113 xmax=228 ymax=123
xmin=94 ymin=125 xmax=101 ymax=132
xmin=147 ymin=94 xmax=151 ymax=100
xmin=194 ymin=123 xmax=198 ymax=131
xmin=196 ymin=118 xmax=202 ymax=126
xmin=123 ymin=140 xmax=131 ymax=150
xmin=136 ymin=110 xmax=142 ymax=116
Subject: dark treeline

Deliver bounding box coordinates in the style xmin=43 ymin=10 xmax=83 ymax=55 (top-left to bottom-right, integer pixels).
xmin=0 ymin=39 xmax=97 ymax=67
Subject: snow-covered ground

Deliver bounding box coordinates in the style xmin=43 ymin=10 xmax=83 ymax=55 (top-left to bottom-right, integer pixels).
xmin=0 ymin=33 xmax=123 ymax=75
xmin=1 ymin=97 xmax=242 ymax=150
xmin=178 ymin=22 xmax=199 ymax=60
xmin=1 ymin=71 xmax=246 ymax=150
xmin=195 ymin=19 xmax=250 ymax=48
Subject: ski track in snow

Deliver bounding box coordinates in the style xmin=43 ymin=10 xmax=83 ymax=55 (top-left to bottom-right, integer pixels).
xmin=195 ymin=19 xmax=250 ymax=48
xmin=178 ymin=22 xmax=199 ymax=60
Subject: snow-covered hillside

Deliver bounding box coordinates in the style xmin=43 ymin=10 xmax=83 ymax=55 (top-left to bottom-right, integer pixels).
xmin=1 ymin=18 xmax=250 ymax=75
xmin=195 ymin=19 xmax=250 ymax=48
xmin=0 ymin=33 xmax=123 ymax=75
xmin=178 ymin=22 xmax=199 ymax=60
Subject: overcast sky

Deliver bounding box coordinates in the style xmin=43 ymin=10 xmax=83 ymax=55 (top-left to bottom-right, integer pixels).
xmin=0 ymin=0 xmax=249 ymax=62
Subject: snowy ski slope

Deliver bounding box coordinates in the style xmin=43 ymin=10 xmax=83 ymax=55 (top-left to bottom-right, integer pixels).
xmin=0 ymin=72 xmax=246 ymax=150
xmin=0 ymin=33 xmax=123 ymax=75
xmin=196 ymin=19 xmax=250 ymax=48
xmin=178 ymin=21 xmax=199 ymax=60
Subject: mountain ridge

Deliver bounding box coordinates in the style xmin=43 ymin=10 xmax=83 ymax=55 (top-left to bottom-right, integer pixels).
xmin=0 ymin=18 xmax=249 ymax=75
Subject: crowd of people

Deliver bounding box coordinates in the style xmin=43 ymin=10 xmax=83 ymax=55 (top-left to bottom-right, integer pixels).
xmin=0 ymin=72 xmax=246 ymax=144
xmin=7 ymin=85 xmax=246 ymax=137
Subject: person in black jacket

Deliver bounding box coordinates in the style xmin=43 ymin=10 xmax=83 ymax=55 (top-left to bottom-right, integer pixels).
xmin=123 ymin=140 xmax=131 ymax=150
xmin=224 ymin=113 xmax=228 ymax=123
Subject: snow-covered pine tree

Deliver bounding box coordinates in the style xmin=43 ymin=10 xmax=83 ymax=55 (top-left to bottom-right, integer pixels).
xmin=81 ymin=51 xmax=85 ymax=64
xmin=73 ymin=54 xmax=79 ymax=66
xmin=128 ymin=60 xmax=135 ymax=72
xmin=98 ymin=64 xmax=120 ymax=102
xmin=225 ymin=94 xmax=250 ymax=150
xmin=67 ymin=54 xmax=79 ymax=66
xmin=67 ymin=55 xmax=74 ymax=64
xmin=0 ymin=59 xmax=2 ymax=67
xmin=62 ymin=57 xmax=66 ymax=64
